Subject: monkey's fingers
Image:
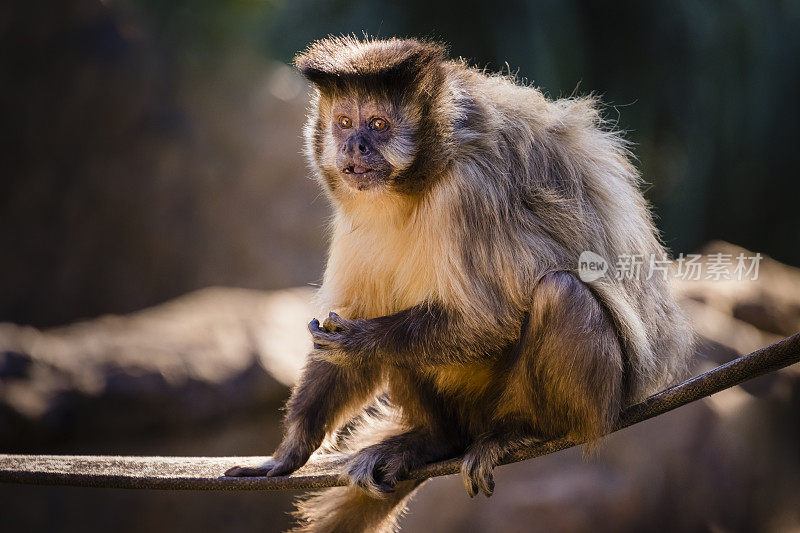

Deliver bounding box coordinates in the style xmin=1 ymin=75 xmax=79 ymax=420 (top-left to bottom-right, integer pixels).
xmin=308 ymin=319 xmax=336 ymax=347
xmin=223 ymin=465 xmax=270 ymax=477
xmin=322 ymin=311 xmax=349 ymax=333
xmin=309 ymin=320 xmax=352 ymax=359
xmin=264 ymin=457 xmax=303 ymax=477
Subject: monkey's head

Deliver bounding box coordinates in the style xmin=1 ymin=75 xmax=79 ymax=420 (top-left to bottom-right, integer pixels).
xmin=294 ymin=36 xmax=452 ymax=198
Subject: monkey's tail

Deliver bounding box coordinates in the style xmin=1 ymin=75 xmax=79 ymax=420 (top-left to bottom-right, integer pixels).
xmin=290 ymin=479 xmax=424 ymax=533
xmin=289 ymin=394 xmax=425 ymax=533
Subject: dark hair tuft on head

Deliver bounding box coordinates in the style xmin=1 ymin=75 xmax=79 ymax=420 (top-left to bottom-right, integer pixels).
xmin=293 ymin=35 xmax=447 ymax=91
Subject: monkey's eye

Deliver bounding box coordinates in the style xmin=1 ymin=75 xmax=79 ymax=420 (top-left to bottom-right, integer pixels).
xmin=369 ymin=117 xmax=389 ymax=131
xmin=338 ymin=116 xmax=352 ymax=129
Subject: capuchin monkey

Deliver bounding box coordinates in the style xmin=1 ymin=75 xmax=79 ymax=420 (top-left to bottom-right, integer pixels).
xmin=225 ymin=36 xmax=693 ymax=532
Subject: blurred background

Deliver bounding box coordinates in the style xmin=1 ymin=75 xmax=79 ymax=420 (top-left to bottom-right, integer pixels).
xmin=1 ymin=1 xmax=799 ymax=532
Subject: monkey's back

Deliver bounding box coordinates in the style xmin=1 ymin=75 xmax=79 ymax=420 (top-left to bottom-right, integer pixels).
xmin=445 ymin=64 xmax=693 ymax=401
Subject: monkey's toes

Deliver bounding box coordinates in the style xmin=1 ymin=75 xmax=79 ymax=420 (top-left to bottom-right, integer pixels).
xmin=461 ymin=455 xmax=496 ymax=497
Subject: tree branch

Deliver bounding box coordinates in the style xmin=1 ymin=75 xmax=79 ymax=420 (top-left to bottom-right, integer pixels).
xmin=1 ymin=332 xmax=798 ymax=491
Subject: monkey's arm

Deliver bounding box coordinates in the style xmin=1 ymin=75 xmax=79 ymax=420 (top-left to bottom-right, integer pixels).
xmin=225 ymin=357 xmax=381 ymax=477
xmin=309 ymin=303 xmax=520 ymax=367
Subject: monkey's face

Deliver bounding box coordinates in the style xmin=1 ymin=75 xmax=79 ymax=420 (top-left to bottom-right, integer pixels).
xmin=295 ymin=37 xmax=449 ymax=198
xmin=324 ymin=97 xmax=416 ymax=192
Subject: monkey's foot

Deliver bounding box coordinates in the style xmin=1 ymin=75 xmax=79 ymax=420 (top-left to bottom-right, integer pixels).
xmin=460 ymin=442 xmax=499 ymax=497
xmin=343 ymin=443 xmax=407 ymax=498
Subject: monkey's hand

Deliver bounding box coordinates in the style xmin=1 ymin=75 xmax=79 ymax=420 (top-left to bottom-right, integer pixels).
xmin=224 ymin=440 xmax=314 ymax=478
xmin=307 ymin=312 xmax=367 ymax=366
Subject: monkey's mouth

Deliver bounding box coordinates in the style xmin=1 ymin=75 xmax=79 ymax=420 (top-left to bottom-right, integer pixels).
xmin=342 ymin=164 xmax=375 ymax=175
xmin=339 ymin=163 xmax=390 ymax=191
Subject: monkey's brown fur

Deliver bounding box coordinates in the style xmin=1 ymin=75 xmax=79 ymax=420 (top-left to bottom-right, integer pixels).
xmin=226 ymin=36 xmax=693 ymax=533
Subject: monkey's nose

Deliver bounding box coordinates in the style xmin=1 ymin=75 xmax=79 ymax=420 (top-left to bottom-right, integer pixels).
xmin=343 ymin=136 xmax=370 ymax=155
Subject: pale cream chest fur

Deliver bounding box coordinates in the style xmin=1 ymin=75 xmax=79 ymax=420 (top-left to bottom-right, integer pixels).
xmin=316 ymin=186 xmax=467 ymax=319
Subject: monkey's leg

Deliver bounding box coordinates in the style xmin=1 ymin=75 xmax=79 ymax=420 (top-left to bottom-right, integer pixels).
xmin=462 ymin=271 xmax=624 ymax=496
xmin=344 ymin=427 xmax=458 ymax=497
xmin=521 ymin=270 xmax=624 ymax=439
xmin=225 ymin=357 xmax=381 ymax=477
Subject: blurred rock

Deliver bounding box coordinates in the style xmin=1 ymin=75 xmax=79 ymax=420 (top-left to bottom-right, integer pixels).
xmin=673 ymin=242 xmax=800 ymax=397
xmin=0 ymin=287 xmax=314 ymax=450
xmin=676 ymin=241 xmax=800 ymax=345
